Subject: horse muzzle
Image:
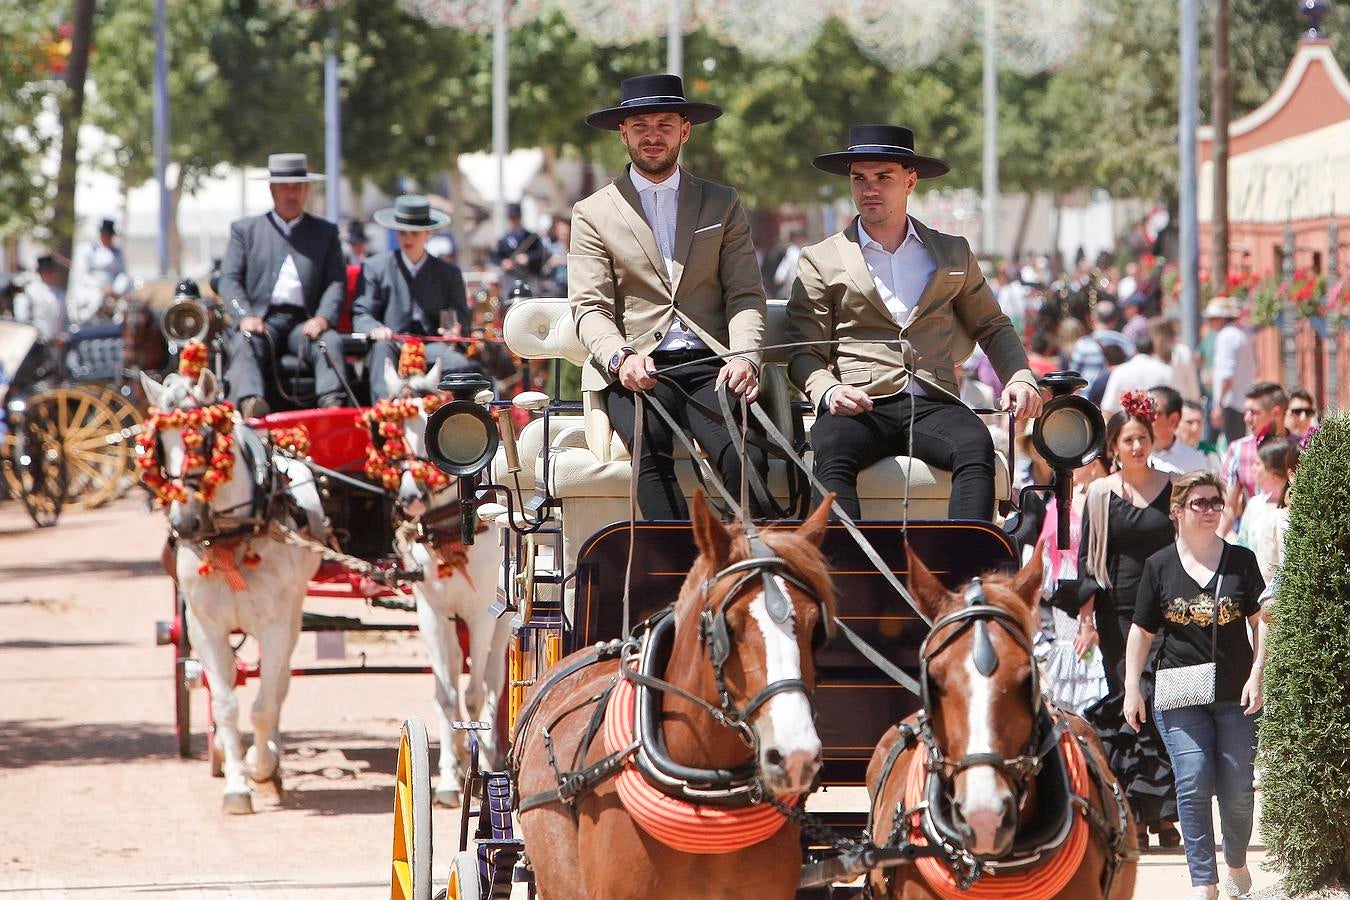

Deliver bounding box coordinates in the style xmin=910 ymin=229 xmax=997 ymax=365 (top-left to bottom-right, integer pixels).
xmin=169 ymin=502 xmax=209 ymax=541
xmin=951 ymin=780 xmax=1018 ymax=858
xmin=759 ymin=744 xmax=823 ymax=798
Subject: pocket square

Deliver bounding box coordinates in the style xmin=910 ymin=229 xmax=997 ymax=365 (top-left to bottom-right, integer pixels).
xmin=693 ymin=223 xmax=723 ymax=234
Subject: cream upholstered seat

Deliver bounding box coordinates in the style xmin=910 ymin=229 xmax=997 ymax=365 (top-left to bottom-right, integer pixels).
xmin=493 ymin=297 xmax=1009 ymax=613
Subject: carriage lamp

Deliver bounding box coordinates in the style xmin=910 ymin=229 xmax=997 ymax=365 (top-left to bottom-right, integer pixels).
xmin=1029 ymin=371 xmax=1106 ymax=549
xmin=161 ymin=298 xmax=213 ymax=346
xmin=425 ymin=374 xmax=500 ymax=545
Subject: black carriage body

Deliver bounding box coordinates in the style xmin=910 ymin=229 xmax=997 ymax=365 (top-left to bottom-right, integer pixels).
xmin=569 ymin=519 xmax=1017 ymax=785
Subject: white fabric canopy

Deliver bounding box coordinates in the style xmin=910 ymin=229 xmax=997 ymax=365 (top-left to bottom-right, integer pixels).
xmin=1200 ymin=118 xmax=1350 ymax=223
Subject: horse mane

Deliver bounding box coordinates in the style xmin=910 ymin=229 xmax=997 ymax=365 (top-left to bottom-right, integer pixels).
xmin=677 ymin=520 xmax=837 ymax=623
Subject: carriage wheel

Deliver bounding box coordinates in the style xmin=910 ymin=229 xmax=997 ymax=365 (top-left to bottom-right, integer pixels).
xmin=445 ymin=850 xmax=482 ymax=900
xmin=3 ymin=416 xmax=66 ymax=528
xmin=25 ymin=388 xmax=129 ymax=509
xmin=173 ymin=588 xmax=193 ymax=758
xmin=391 ymin=717 xmax=433 ymax=900
xmin=91 ymin=385 xmax=145 ymax=495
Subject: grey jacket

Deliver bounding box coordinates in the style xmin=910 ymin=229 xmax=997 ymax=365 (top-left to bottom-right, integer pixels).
xmin=217 ymin=212 xmax=345 ymax=323
xmin=352 ymin=251 xmax=470 ymax=335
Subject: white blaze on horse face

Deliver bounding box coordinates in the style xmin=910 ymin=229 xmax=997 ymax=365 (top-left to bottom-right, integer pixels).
xmin=959 ymin=652 xmax=1014 ymax=853
xmin=747 ymin=578 xmax=821 ymax=794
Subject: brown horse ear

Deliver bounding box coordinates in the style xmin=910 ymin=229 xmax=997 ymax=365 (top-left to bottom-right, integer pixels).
xmin=797 ymin=492 xmax=834 ymax=547
xmin=906 ymin=542 xmax=954 ymax=621
xmin=690 ymin=490 xmax=732 ymax=568
xmin=1008 ymin=539 xmax=1045 ymax=610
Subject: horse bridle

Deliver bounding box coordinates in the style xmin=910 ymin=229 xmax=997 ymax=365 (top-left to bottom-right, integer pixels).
xmin=695 ymin=534 xmax=835 ymax=741
xmin=916 ymin=579 xmax=1046 ymax=792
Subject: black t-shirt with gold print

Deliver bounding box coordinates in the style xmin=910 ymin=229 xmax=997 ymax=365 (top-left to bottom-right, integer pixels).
xmin=1133 ymin=542 xmax=1265 ymax=703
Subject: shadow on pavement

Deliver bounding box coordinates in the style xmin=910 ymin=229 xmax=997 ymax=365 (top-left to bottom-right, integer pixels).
xmin=0 ymin=718 xmax=180 ymax=767
xmin=0 ymin=557 xmax=164 ymax=582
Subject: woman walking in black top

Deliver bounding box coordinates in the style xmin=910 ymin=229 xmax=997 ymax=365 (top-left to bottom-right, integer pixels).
xmin=1076 ymin=391 xmax=1180 ymax=846
xmin=1126 ymin=471 xmax=1268 ymax=900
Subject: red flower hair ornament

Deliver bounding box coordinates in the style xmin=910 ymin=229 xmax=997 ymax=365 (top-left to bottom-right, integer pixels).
xmin=1120 ymin=391 xmax=1158 ymax=424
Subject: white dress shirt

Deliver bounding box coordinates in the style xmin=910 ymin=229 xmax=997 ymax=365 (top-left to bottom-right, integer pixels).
xmin=1151 ymin=437 xmax=1208 ymax=476
xmin=630 ymin=166 xmax=705 ymax=352
xmin=270 ymin=211 xmax=306 ymax=310
xmin=825 ymin=217 xmax=932 ymax=405
xmin=858 ymin=217 xmax=935 ymax=325
xmin=401 ymin=250 xmax=427 ymax=326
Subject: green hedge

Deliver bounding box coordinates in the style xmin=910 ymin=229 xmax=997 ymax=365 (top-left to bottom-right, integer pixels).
xmin=1261 ymin=416 xmax=1350 ymax=891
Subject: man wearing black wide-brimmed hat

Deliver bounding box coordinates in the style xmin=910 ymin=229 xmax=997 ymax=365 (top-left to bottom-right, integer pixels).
xmin=218 ymin=152 xmax=347 ymax=416
xmin=354 ymin=194 xmax=477 ymax=400
xmin=786 ymin=124 xmax=1043 ymax=521
xmin=569 ymin=73 xmax=767 ymax=521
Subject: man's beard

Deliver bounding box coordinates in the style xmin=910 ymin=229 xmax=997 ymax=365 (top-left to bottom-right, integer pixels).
xmin=628 ymin=142 xmax=679 ymax=177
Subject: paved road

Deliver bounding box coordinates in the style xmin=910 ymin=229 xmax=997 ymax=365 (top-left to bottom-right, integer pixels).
xmin=0 ymin=497 xmax=1279 ymax=898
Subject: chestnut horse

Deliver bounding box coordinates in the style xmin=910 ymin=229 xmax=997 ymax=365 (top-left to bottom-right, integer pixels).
xmin=514 ymin=493 xmax=836 ymax=900
xmin=865 ymin=545 xmax=1137 ymax=899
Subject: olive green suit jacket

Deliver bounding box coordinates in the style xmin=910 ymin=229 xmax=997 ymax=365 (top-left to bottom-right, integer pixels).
xmin=785 ymin=217 xmax=1036 ymax=410
xmin=568 ymin=166 xmax=766 ymax=390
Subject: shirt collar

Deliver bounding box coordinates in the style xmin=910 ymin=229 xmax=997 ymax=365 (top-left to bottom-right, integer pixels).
xmin=271 ymin=210 xmax=305 ymax=233
xmin=857 ymin=216 xmax=922 ymax=252
xmin=400 ymin=249 xmax=426 ymax=274
xmin=630 ymin=165 xmax=681 ymax=194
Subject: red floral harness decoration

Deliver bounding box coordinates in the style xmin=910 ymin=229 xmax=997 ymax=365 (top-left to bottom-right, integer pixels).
xmin=137 ymin=341 xmax=260 ymax=580
xmin=136 ymin=342 xmax=236 ymax=508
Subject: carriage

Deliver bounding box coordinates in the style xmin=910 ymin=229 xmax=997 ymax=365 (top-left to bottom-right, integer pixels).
xmin=385 ymin=295 xmax=1117 ymax=899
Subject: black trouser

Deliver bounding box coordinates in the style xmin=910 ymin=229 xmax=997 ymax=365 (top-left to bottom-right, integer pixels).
xmin=225 ymin=305 xmax=342 ymax=403
xmin=604 ymin=353 xmax=768 ymax=520
xmin=810 ymin=392 xmax=996 ymax=521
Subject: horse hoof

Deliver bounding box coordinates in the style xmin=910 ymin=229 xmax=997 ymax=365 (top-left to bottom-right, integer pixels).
xmin=435 ymin=788 xmax=462 ymax=808
xmin=222 ymin=790 xmax=253 ymax=815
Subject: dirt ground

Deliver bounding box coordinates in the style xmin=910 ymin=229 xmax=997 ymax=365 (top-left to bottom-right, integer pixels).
xmin=0 ymin=496 xmax=1282 ymax=899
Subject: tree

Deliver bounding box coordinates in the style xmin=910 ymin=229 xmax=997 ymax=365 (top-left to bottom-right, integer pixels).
xmin=89 ymin=0 xmax=319 ymax=271
xmin=0 ymin=3 xmax=65 ymax=249
xmin=1260 ymin=417 xmax=1350 ymax=891
xmin=50 ymin=0 xmax=97 ymax=288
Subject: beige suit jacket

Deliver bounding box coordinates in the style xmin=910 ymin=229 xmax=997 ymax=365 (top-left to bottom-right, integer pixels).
xmin=785 ymin=217 xmax=1036 ymax=410
xmin=568 ymin=166 xmax=766 ymax=390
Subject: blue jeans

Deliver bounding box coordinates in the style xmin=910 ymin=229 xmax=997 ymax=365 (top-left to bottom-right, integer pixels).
xmin=1155 ymin=701 xmax=1259 ymax=887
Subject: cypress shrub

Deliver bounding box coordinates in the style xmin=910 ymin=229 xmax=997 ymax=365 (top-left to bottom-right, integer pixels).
xmin=1261 ymin=416 xmax=1350 ymax=891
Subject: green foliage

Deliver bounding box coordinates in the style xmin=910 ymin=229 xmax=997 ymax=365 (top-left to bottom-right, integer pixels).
xmin=1260 ymin=416 xmax=1350 ymax=891
xmin=89 ymin=0 xmax=321 ymax=194
xmin=0 ymin=2 xmax=65 ymax=240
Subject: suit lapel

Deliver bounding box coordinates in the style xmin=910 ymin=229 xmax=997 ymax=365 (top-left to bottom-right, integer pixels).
xmin=836 ymin=220 xmax=894 ymax=325
xmin=902 ymin=219 xmax=958 ymax=328
xmin=670 ymin=169 xmax=702 ymax=299
xmin=612 ymin=170 xmax=671 ymax=290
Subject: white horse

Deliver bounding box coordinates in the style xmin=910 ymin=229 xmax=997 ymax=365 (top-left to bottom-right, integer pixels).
xmin=381 ymin=358 xmax=510 ymax=807
xmin=141 ymin=369 xmax=323 ymax=814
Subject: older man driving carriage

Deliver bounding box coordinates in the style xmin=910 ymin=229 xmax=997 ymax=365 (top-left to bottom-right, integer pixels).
xmin=218 ymin=153 xmax=347 ymax=418
xmin=787 ymin=124 xmax=1044 ymax=521
xmin=354 ymin=195 xmax=479 ymax=400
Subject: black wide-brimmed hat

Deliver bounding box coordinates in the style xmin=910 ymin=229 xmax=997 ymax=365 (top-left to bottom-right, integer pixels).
xmin=585 ymin=74 xmax=722 ymax=131
xmin=99 ymin=218 xmax=117 ymax=235
xmin=373 ymin=195 xmax=451 ymax=232
xmin=251 ymin=152 xmax=325 ymax=184
xmin=812 ymin=124 xmax=950 ymax=179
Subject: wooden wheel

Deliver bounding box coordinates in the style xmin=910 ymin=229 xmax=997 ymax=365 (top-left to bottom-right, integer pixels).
xmin=91 ymin=384 xmax=145 ymax=494
xmin=391 ymin=717 xmax=433 ymax=900
xmin=25 ymin=388 xmax=129 ymax=509
xmin=3 ymin=410 xmax=66 ymax=527
xmin=446 ymin=850 xmax=482 ymax=900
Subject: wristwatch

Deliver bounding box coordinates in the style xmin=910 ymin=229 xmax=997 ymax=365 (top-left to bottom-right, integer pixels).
xmin=608 ymin=346 xmax=636 ymax=375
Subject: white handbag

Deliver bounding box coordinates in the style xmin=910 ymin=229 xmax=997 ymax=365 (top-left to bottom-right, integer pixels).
xmin=1154 ymin=546 xmax=1226 ymax=712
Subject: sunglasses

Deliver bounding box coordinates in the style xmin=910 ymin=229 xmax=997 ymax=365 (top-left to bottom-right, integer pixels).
xmin=1186 ymin=497 xmax=1225 ymax=513
xmin=1289 ymin=407 xmax=1316 ymax=416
